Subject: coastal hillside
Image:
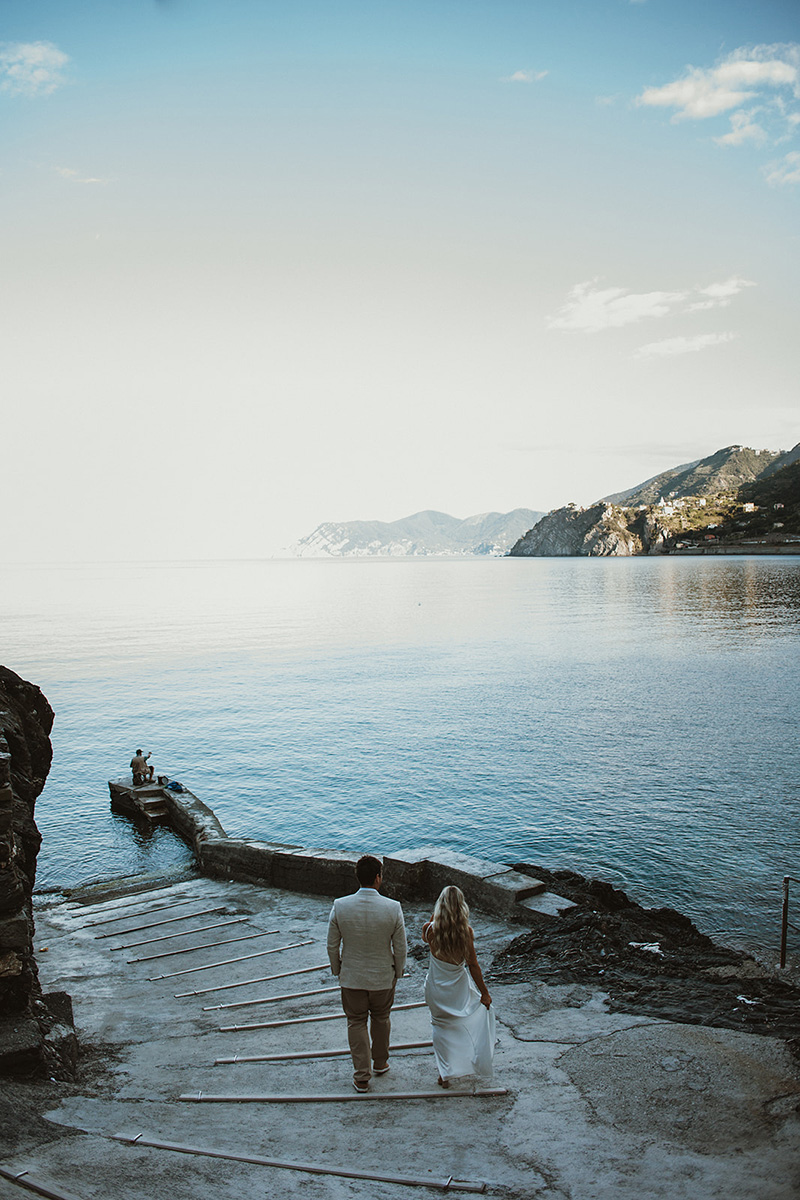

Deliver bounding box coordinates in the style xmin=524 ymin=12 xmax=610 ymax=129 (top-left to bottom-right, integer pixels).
xmin=292 ymin=507 xmax=544 ymax=557
xmin=510 ymin=442 xmax=800 ymax=557
xmin=601 ymin=444 xmax=787 ymax=507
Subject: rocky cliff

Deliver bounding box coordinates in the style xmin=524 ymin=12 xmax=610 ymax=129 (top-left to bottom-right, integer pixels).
xmin=508 ymin=502 xmax=670 ymax=558
xmin=0 ymin=666 xmax=76 ymax=1076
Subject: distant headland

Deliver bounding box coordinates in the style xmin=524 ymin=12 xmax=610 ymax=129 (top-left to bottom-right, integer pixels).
xmin=509 ymin=443 xmax=800 ymax=557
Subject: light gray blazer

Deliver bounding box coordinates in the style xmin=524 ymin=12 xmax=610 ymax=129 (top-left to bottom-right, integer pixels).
xmin=327 ymin=887 xmax=407 ymax=990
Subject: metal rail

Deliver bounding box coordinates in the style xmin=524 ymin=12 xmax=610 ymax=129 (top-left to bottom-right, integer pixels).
xmin=95 ymin=906 xmax=224 ymax=937
xmin=779 ymin=876 xmax=800 ymax=968
xmin=220 ymin=999 xmax=427 ymax=1033
xmin=111 ymin=1132 xmax=487 ymax=1192
xmin=180 ymin=1087 xmax=508 ymax=1103
xmin=0 ymin=1166 xmax=84 ymax=1200
xmin=83 ymin=897 xmax=201 ymax=927
xmin=203 ymin=985 xmax=338 ymax=1012
xmin=111 ymin=917 xmax=248 ymax=951
xmin=72 ymin=888 xmax=181 ymax=917
xmin=175 ymin=961 xmax=329 ymax=997
xmin=128 ymin=927 xmax=279 ymax=963
xmin=147 ymin=938 xmax=314 ymax=980
xmin=215 ymin=1040 xmax=433 ymax=1064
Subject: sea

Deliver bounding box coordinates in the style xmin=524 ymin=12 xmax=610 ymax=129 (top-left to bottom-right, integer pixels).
xmin=2 ymin=556 xmax=799 ymax=961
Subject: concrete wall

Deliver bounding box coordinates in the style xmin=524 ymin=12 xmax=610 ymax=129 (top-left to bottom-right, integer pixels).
xmin=109 ymin=780 xmax=574 ymax=923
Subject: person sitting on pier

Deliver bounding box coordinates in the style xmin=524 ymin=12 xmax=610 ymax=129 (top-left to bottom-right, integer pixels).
xmin=130 ymin=749 xmax=154 ymax=787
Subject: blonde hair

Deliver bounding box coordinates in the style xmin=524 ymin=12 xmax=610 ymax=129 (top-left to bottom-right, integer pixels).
xmin=427 ymin=885 xmax=471 ymax=962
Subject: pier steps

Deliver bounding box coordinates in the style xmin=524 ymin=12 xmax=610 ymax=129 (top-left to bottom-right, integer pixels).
xmin=109 ymin=776 xmax=575 ymax=924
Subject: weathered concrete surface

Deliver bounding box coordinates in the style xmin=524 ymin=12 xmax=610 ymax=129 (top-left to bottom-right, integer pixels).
xmin=0 ymin=875 xmax=796 ymax=1199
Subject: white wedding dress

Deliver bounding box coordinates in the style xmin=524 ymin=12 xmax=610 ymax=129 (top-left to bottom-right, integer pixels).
xmin=424 ymin=953 xmax=496 ymax=1082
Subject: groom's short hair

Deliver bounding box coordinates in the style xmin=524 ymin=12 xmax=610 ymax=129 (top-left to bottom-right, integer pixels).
xmin=355 ymin=854 xmax=382 ymax=886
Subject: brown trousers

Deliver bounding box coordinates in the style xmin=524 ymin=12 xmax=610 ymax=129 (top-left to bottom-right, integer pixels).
xmin=340 ymin=983 xmax=396 ymax=1085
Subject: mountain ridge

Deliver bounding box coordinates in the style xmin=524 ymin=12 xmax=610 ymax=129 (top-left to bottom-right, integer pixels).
xmin=600 ymin=444 xmax=786 ymax=508
xmin=292 ymin=507 xmax=545 ymax=557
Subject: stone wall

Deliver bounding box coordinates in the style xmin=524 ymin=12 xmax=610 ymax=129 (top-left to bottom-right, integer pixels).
xmin=0 ymin=666 xmax=76 ymax=1076
xmin=110 ymin=778 xmax=575 ymax=922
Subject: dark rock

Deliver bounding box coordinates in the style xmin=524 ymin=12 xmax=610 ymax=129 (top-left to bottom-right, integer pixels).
xmin=0 ymin=666 xmax=76 ymax=1077
xmin=0 ymin=1014 xmax=44 ymax=1075
xmin=496 ymin=862 xmax=800 ymax=1048
xmin=37 ymin=992 xmax=78 ymax=1079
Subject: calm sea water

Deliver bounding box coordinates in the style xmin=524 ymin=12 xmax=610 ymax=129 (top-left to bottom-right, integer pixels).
xmin=2 ymin=556 xmax=799 ymax=958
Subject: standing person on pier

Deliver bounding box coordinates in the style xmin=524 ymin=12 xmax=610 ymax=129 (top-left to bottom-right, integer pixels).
xmin=326 ymin=855 xmax=407 ymax=1092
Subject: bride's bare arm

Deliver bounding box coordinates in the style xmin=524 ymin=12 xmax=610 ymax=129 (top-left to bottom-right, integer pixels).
xmin=466 ymin=929 xmax=492 ymax=1007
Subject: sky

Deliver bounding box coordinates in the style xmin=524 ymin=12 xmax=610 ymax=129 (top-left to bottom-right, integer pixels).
xmin=1 ymin=0 xmax=798 ymax=560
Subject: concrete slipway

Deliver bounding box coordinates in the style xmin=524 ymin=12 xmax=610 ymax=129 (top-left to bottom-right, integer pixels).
xmin=4 ymin=874 xmax=799 ymax=1200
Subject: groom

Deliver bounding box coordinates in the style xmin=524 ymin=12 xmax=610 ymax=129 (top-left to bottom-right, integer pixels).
xmin=326 ymin=854 xmax=407 ymax=1092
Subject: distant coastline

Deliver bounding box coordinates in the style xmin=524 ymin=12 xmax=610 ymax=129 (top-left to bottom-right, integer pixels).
xmin=293 ymin=441 xmax=800 ymax=560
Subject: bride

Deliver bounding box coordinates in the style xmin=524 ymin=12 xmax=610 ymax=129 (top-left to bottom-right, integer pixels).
xmin=422 ymin=885 xmax=496 ymax=1087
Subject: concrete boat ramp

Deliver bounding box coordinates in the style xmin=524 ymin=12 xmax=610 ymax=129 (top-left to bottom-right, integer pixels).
xmin=3 ymin=873 xmax=798 ymax=1200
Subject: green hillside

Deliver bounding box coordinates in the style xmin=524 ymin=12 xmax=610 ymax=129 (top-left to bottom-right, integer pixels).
xmin=652 ymin=453 xmax=800 ymax=546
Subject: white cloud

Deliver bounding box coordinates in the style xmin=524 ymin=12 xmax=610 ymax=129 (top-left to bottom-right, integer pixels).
xmin=764 ymin=150 xmax=800 ymax=184
xmin=547 ymin=277 xmax=755 ymax=344
xmin=636 ymin=43 xmax=800 ymax=148
xmin=0 ymin=41 xmax=69 ymax=97
xmin=687 ymin=276 xmax=756 ymax=309
xmin=547 ymin=280 xmax=689 ymax=333
xmin=56 ymin=166 xmax=111 ymax=185
xmin=634 ymin=333 xmax=736 ymax=359
xmin=639 ymin=73 xmax=752 ymax=120
xmin=697 ymin=276 xmax=756 ymax=300
xmin=715 ymin=109 xmax=768 ymax=146
xmin=714 ymin=57 xmax=797 ymax=89
xmin=500 ymin=69 xmax=547 ymax=84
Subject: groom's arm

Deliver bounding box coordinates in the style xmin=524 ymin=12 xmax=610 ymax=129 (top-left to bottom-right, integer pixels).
xmin=391 ymin=905 xmax=407 ymax=980
xmin=326 ymin=904 xmax=342 ymax=976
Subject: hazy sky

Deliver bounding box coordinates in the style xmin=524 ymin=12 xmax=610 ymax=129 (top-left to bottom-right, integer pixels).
xmin=2 ymin=0 xmax=798 ymax=560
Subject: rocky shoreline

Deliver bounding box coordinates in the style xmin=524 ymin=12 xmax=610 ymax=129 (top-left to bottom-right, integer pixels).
xmin=490 ymin=864 xmax=800 ymax=1050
